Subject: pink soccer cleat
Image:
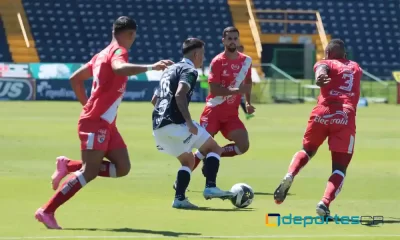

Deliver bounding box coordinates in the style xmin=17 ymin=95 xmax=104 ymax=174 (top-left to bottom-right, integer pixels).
xmin=35 ymin=208 xmax=62 ymax=229
xmin=51 ymin=156 xmax=69 ymax=190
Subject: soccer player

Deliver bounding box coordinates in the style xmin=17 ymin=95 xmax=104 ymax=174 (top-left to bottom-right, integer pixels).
xmin=237 ymin=44 xmax=255 ymax=120
xmin=273 ymin=39 xmax=362 ymax=217
xmin=152 ymin=38 xmax=234 ymax=208
xmin=192 ymin=26 xmax=254 ymax=171
xmin=35 ymin=16 xmax=173 ymax=229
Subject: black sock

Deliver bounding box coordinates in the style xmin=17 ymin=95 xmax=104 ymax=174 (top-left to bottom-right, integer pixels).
xmin=204 ymin=152 xmax=220 ymax=188
xmin=175 ymin=166 xmax=191 ymax=200
xmin=240 ymin=98 xmax=247 ymax=114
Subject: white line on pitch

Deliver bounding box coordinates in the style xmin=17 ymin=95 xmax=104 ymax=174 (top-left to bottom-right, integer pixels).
xmin=1 ymin=234 xmax=400 ymax=239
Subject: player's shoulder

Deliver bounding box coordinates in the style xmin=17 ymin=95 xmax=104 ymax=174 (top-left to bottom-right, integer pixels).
xmin=238 ymin=52 xmax=252 ymax=61
xmin=107 ymin=42 xmax=128 ymax=56
xmin=211 ymin=52 xmax=225 ymax=63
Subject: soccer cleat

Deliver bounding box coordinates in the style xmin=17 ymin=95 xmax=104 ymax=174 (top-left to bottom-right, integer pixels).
xmin=316 ymin=201 xmax=331 ymax=218
xmin=51 ymin=156 xmax=69 ymax=190
xmin=203 ymin=187 xmax=235 ymax=200
xmin=172 ymin=198 xmax=198 ymax=209
xmin=35 ymin=208 xmax=62 ymax=229
xmin=274 ymin=173 xmax=293 ymax=204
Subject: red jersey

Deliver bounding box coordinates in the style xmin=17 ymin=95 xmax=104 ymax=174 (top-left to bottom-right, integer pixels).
xmin=313 ymin=59 xmax=362 ymax=109
xmin=80 ymin=42 xmax=129 ymax=125
xmin=206 ymin=52 xmax=252 ymax=113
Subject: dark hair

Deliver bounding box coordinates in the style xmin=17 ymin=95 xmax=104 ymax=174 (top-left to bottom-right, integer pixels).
xmin=326 ymin=39 xmax=346 ymax=58
xmin=113 ymin=16 xmax=137 ymax=35
xmin=223 ymin=26 xmax=239 ymax=37
xmin=182 ymin=38 xmax=205 ymax=55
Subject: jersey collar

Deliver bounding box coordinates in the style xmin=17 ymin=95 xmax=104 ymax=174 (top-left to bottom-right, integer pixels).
xmin=182 ymin=58 xmax=195 ymax=67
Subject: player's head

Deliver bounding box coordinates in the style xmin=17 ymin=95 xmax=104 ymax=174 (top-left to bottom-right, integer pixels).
xmin=237 ymin=44 xmax=244 ymax=53
xmin=182 ymin=38 xmax=205 ymax=68
xmin=325 ymin=39 xmax=346 ymax=59
xmin=112 ymin=16 xmax=137 ymax=48
xmin=222 ymin=26 xmax=240 ymax=53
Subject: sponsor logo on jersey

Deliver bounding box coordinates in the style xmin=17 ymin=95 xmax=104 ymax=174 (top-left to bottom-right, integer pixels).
xmin=231 ymin=64 xmax=240 ymax=70
xmin=314 ymin=110 xmax=349 ymax=125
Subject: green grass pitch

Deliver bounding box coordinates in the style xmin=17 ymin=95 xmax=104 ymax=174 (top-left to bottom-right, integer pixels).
xmin=1 ymin=101 xmax=399 ymax=240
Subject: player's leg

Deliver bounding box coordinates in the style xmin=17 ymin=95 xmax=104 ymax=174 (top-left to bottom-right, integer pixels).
xmin=36 ymin=149 xmax=105 ymax=229
xmin=317 ymin=112 xmax=355 ymax=217
xmin=274 ymin=106 xmax=328 ymax=204
xmin=173 ymin=152 xmax=197 ymax=208
xmin=153 ymin=124 xmax=198 ymax=209
xmin=194 ymin=127 xmax=234 ymax=200
xmin=220 ymin=117 xmax=248 ymax=157
xmin=51 ymin=127 xmax=129 ymax=190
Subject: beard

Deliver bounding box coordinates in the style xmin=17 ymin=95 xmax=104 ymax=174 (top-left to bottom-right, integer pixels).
xmin=226 ymin=44 xmax=237 ymax=52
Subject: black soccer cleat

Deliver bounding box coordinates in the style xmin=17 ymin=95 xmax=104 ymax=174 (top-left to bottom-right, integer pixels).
xmin=316 ymin=201 xmax=331 ymax=219
xmin=274 ymin=174 xmax=293 ymax=204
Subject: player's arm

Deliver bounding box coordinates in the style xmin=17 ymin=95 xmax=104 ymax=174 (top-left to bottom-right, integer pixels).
xmin=315 ymin=64 xmax=331 ymax=87
xmin=151 ymin=88 xmax=160 ymax=106
xmin=70 ymin=63 xmax=92 ymax=106
xmin=112 ymin=59 xmax=174 ymax=76
xmin=243 ymin=68 xmax=255 ymax=114
xmin=208 ymin=59 xmax=248 ymax=96
xmin=175 ymin=70 xmax=197 ymax=134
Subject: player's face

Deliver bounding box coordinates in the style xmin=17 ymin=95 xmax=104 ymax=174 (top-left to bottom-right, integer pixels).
xmin=125 ymin=30 xmax=137 ymax=47
xmin=223 ymin=32 xmax=239 ymax=53
xmin=193 ymin=47 xmax=205 ymax=68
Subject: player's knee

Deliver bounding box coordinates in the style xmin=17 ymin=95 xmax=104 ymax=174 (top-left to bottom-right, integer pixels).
xmin=116 ymin=160 xmax=131 ymax=177
xmin=237 ymin=141 xmax=249 ymax=154
xmin=81 ymin=168 xmax=99 ymax=182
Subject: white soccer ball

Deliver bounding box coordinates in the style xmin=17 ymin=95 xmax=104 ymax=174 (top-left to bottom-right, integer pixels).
xmin=230 ymin=183 xmax=254 ymax=208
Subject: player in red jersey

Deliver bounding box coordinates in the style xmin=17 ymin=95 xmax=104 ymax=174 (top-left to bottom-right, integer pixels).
xmin=273 ymin=39 xmax=362 ymax=218
xmin=190 ymin=27 xmax=254 ymax=172
xmin=34 ymin=16 xmax=173 ymax=229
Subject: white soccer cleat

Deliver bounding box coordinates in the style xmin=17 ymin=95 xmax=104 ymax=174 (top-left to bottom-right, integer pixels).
xmin=203 ymin=187 xmax=235 ymax=200
xmin=172 ymin=198 xmax=198 ymax=209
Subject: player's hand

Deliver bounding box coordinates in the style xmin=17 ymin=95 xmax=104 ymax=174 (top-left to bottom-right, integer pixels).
xmin=152 ymin=60 xmax=174 ymax=71
xmin=316 ymin=74 xmax=331 ymax=87
xmin=246 ymin=103 xmax=255 ymax=114
xmin=238 ymin=84 xmax=251 ymax=94
xmin=187 ymin=121 xmax=198 ymax=135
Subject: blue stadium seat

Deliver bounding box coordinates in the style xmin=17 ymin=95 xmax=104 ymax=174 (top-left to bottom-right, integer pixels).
xmin=253 ymin=0 xmax=400 ymax=79
xmin=0 ymin=18 xmax=12 ymax=62
xmin=23 ymin=0 xmax=233 ymax=65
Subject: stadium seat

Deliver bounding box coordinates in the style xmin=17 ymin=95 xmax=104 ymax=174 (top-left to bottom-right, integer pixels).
xmin=0 ymin=18 xmax=13 ymax=62
xmin=22 ymin=0 xmax=234 ymax=66
xmin=253 ymin=0 xmax=400 ymax=79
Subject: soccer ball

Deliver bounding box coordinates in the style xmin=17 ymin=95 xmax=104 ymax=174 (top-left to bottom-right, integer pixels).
xmin=230 ymin=183 xmax=254 ymax=208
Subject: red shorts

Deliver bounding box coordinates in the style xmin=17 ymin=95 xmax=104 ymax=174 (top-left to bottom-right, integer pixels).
xmin=200 ymin=107 xmax=245 ymax=140
xmin=78 ymin=118 xmax=127 ymax=152
xmin=303 ymin=104 xmax=356 ymax=154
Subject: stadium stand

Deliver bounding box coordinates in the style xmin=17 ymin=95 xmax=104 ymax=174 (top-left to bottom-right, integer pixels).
xmin=253 ymin=0 xmax=400 ymax=79
xmin=0 ymin=18 xmax=13 ymax=62
xmin=22 ymin=0 xmax=234 ymax=65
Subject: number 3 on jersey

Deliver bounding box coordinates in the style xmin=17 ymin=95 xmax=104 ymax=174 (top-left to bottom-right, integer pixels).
xmin=339 ymin=73 xmax=354 ymax=92
xmin=159 ymin=71 xmax=171 ymax=98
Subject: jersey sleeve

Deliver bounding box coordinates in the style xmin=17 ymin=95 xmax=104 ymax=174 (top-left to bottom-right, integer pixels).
xmin=208 ymin=57 xmax=222 ymax=84
xmin=179 ymin=68 xmax=198 ymax=88
xmin=245 ymin=63 xmax=253 ymax=84
xmin=111 ymin=47 xmax=129 ymax=63
xmin=313 ymin=60 xmax=331 ymax=73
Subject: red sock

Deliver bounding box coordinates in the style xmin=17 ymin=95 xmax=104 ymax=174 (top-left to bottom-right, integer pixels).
xmin=66 ymin=160 xmax=82 ymax=172
xmin=98 ymin=161 xmax=117 ymax=177
xmin=42 ymin=172 xmax=86 ymax=213
xmin=67 ymin=160 xmax=117 ymax=177
xmin=322 ymin=170 xmax=345 ymax=207
xmin=287 ymin=150 xmax=310 ymax=177
xmin=192 ymin=156 xmax=201 ymax=171
xmin=221 ymin=143 xmax=239 ymax=157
